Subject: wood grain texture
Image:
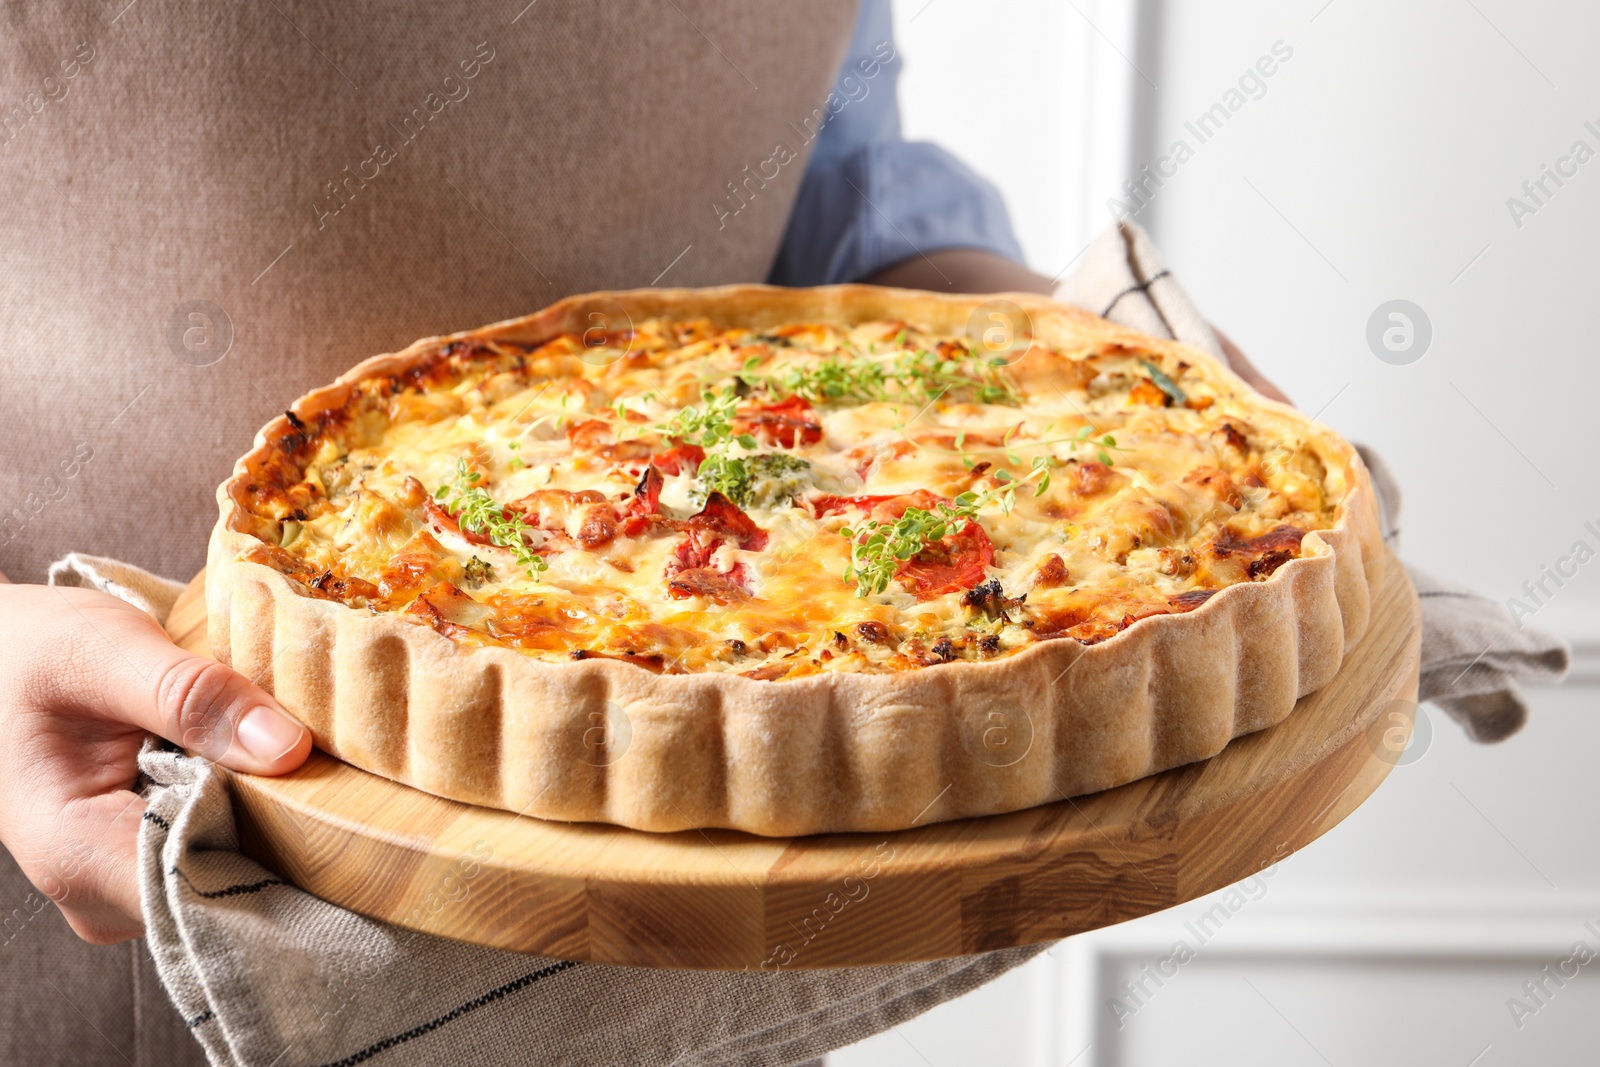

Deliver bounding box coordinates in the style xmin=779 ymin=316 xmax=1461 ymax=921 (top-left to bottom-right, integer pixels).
xmin=163 ymin=551 xmax=1420 ymax=969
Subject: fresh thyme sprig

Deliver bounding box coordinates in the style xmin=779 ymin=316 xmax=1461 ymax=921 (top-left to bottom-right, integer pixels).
xmin=840 ymin=506 xmax=959 ymax=598
xmin=749 ymin=354 xmax=888 ymax=405
xmin=838 ymin=458 xmax=1051 ymax=597
xmin=693 ymin=451 xmax=749 ymax=504
xmin=433 ymin=458 xmax=547 ymax=577
xmin=649 ymin=387 xmax=766 ymax=504
xmin=917 ymin=423 xmax=1123 ymax=470
xmin=894 ymin=347 xmax=1018 ymax=406
xmin=1068 ymin=423 xmax=1120 ymax=466
xmin=654 ymin=387 xmax=755 ymax=451
xmin=739 ymin=345 xmax=1019 ymax=408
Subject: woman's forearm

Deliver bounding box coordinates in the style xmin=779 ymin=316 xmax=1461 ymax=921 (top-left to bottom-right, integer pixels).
xmin=863 ymin=248 xmax=1056 ymax=295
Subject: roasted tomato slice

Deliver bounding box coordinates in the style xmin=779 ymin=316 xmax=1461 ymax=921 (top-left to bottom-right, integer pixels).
xmin=822 ymin=490 xmax=985 ymax=596
xmin=685 ymin=492 xmax=768 ymax=551
xmin=506 ymin=488 xmax=616 ymax=549
xmin=663 ymin=494 xmax=766 ymax=600
xmin=809 ymin=493 xmax=898 ymax=517
xmin=646 ymin=443 xmax=705 ymax=477
xmin=667 ymin=566 xmax=753 ymax=604
xmin=668 ymin=531 xmax=716 ymax=573
xmin=809 ymin=489 xmax=945 ymax=521
xmin=619 ymin=465 xmax=665 ymax=536
xmin=565 ymin=417 xmax=655 ymax=464
xmin=424 ymin=496 xmax=499 ymax=548
xmin=896 ymin=520 xmax=995 ymax=598
xmin=664 ymin=538 xmax=755 ymax=601
xmin=734 ymin=396 xmax=823 ymax=448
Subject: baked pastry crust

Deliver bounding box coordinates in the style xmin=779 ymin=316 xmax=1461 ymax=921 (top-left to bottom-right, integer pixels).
xmin=208 ymin=285 xmax=1384 ymax=835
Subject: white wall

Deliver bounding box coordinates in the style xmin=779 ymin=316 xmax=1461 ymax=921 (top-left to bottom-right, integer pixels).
xmin=888 ymin=0 xmax=1138 ymax=279
xmin=834 ymin=2 xmax=1600 ymax=1064
xmin=1133 ymin=0 xmax=1600 ymax=645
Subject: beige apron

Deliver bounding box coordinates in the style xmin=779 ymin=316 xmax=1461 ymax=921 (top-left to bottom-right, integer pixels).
xmin=0 ymin=1 xmax=856 ymax=1060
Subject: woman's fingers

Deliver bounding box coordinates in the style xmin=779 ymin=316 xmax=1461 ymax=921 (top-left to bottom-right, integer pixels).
xmin=143 ymin=650 xmax=312 ymax=773
xmin=0 ymin=584 xmax=313 ymax=943
xmin=37 ymin=586 xmax=312 ymax=775
xmin=31 ymin=791 xmax=148 ymax=944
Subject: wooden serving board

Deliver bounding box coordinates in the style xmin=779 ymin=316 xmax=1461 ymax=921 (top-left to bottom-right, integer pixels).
xmin=165 ymin=552 xmax=1418 ymax=970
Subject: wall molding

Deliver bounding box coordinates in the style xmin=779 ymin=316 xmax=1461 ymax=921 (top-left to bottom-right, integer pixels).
xmin=1052 ymin=893 xmax=1600 ymax=1066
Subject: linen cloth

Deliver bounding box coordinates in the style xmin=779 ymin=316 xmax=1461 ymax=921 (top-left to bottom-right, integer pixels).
xmin=135 ymin=739 xmax=1035 ymax=1067
xmin=40 ymin=222 xmax=1566 ymax=1067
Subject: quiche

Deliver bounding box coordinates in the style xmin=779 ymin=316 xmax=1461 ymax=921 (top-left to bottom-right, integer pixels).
xmin=208 ymin=285 xmax=1384 ymax=835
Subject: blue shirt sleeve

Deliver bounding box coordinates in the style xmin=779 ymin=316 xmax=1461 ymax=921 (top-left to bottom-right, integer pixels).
xmin=767 ymin=0 xmax=1027 ymax=286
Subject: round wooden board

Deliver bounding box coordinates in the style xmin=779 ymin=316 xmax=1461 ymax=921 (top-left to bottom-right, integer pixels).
xmin=165 ymin=551 xmax=1418 ymax=970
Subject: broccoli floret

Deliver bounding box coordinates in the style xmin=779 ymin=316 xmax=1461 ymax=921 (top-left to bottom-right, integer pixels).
xmin=746 ymin=454 xmax=812 ymax=508
xmin=692 ymin=453 xmax=812 ymax=508
xmin=463 ymin=556 xmax=494 ymax=587
xmin=694 ymin=452 xmax=752 ymax=506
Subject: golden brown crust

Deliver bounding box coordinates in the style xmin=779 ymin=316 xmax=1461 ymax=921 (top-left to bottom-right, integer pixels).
xmin=208 ymin=284 xmax=1384 ymax=835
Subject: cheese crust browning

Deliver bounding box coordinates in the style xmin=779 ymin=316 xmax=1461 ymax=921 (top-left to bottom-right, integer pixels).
xmin=222 ymin=306 xmax=1345 ymax=676
xmin=209 ymin=285 xmax=1385 ymax=834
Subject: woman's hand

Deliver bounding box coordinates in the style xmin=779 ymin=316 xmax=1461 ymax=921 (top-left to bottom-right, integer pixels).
xmin=0 ymin=581 xmax=311 ymax=944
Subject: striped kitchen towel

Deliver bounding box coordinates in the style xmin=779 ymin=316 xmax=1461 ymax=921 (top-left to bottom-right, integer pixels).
xmin=132 ymin=736 xmax=1039 ymax=1067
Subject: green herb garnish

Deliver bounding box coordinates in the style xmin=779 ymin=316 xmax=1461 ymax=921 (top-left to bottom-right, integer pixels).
xmin=841 ymin=505 xmax=965 ymax=597
xmin=761 ymin=355 xmax=888 ymax=405
xmin=839 ymin=458 xmax=1050 ymax=597
xmin=656 ymin=388 xmax=820 ymax=507
xmin=918 ymin=422 xmax=1122 ymax=470
xmin=655 ymin=388 xmax=756 ymax=451
xmin=1071 ymin=424 xmax=1120 ymax=466
xmin=433 ymin=458 xmax=547 ymax=577
xmin=894 ymin=347 xmax=1018 ymax=406
xmin=1138 ymin=359 xmax=1187 ymax=405
xmin=738 ymin=346 xmax=1018 ymax=409
xmin=693 ymin=451 xmax=752 ymax=506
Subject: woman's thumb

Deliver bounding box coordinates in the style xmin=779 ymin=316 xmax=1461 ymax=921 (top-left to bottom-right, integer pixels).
xmin=122 ymin=630 xmax=312 ymax=774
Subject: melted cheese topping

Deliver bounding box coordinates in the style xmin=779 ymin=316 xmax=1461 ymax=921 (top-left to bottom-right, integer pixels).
xmin=236 ymin=317 xmax=1348 ymax=679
